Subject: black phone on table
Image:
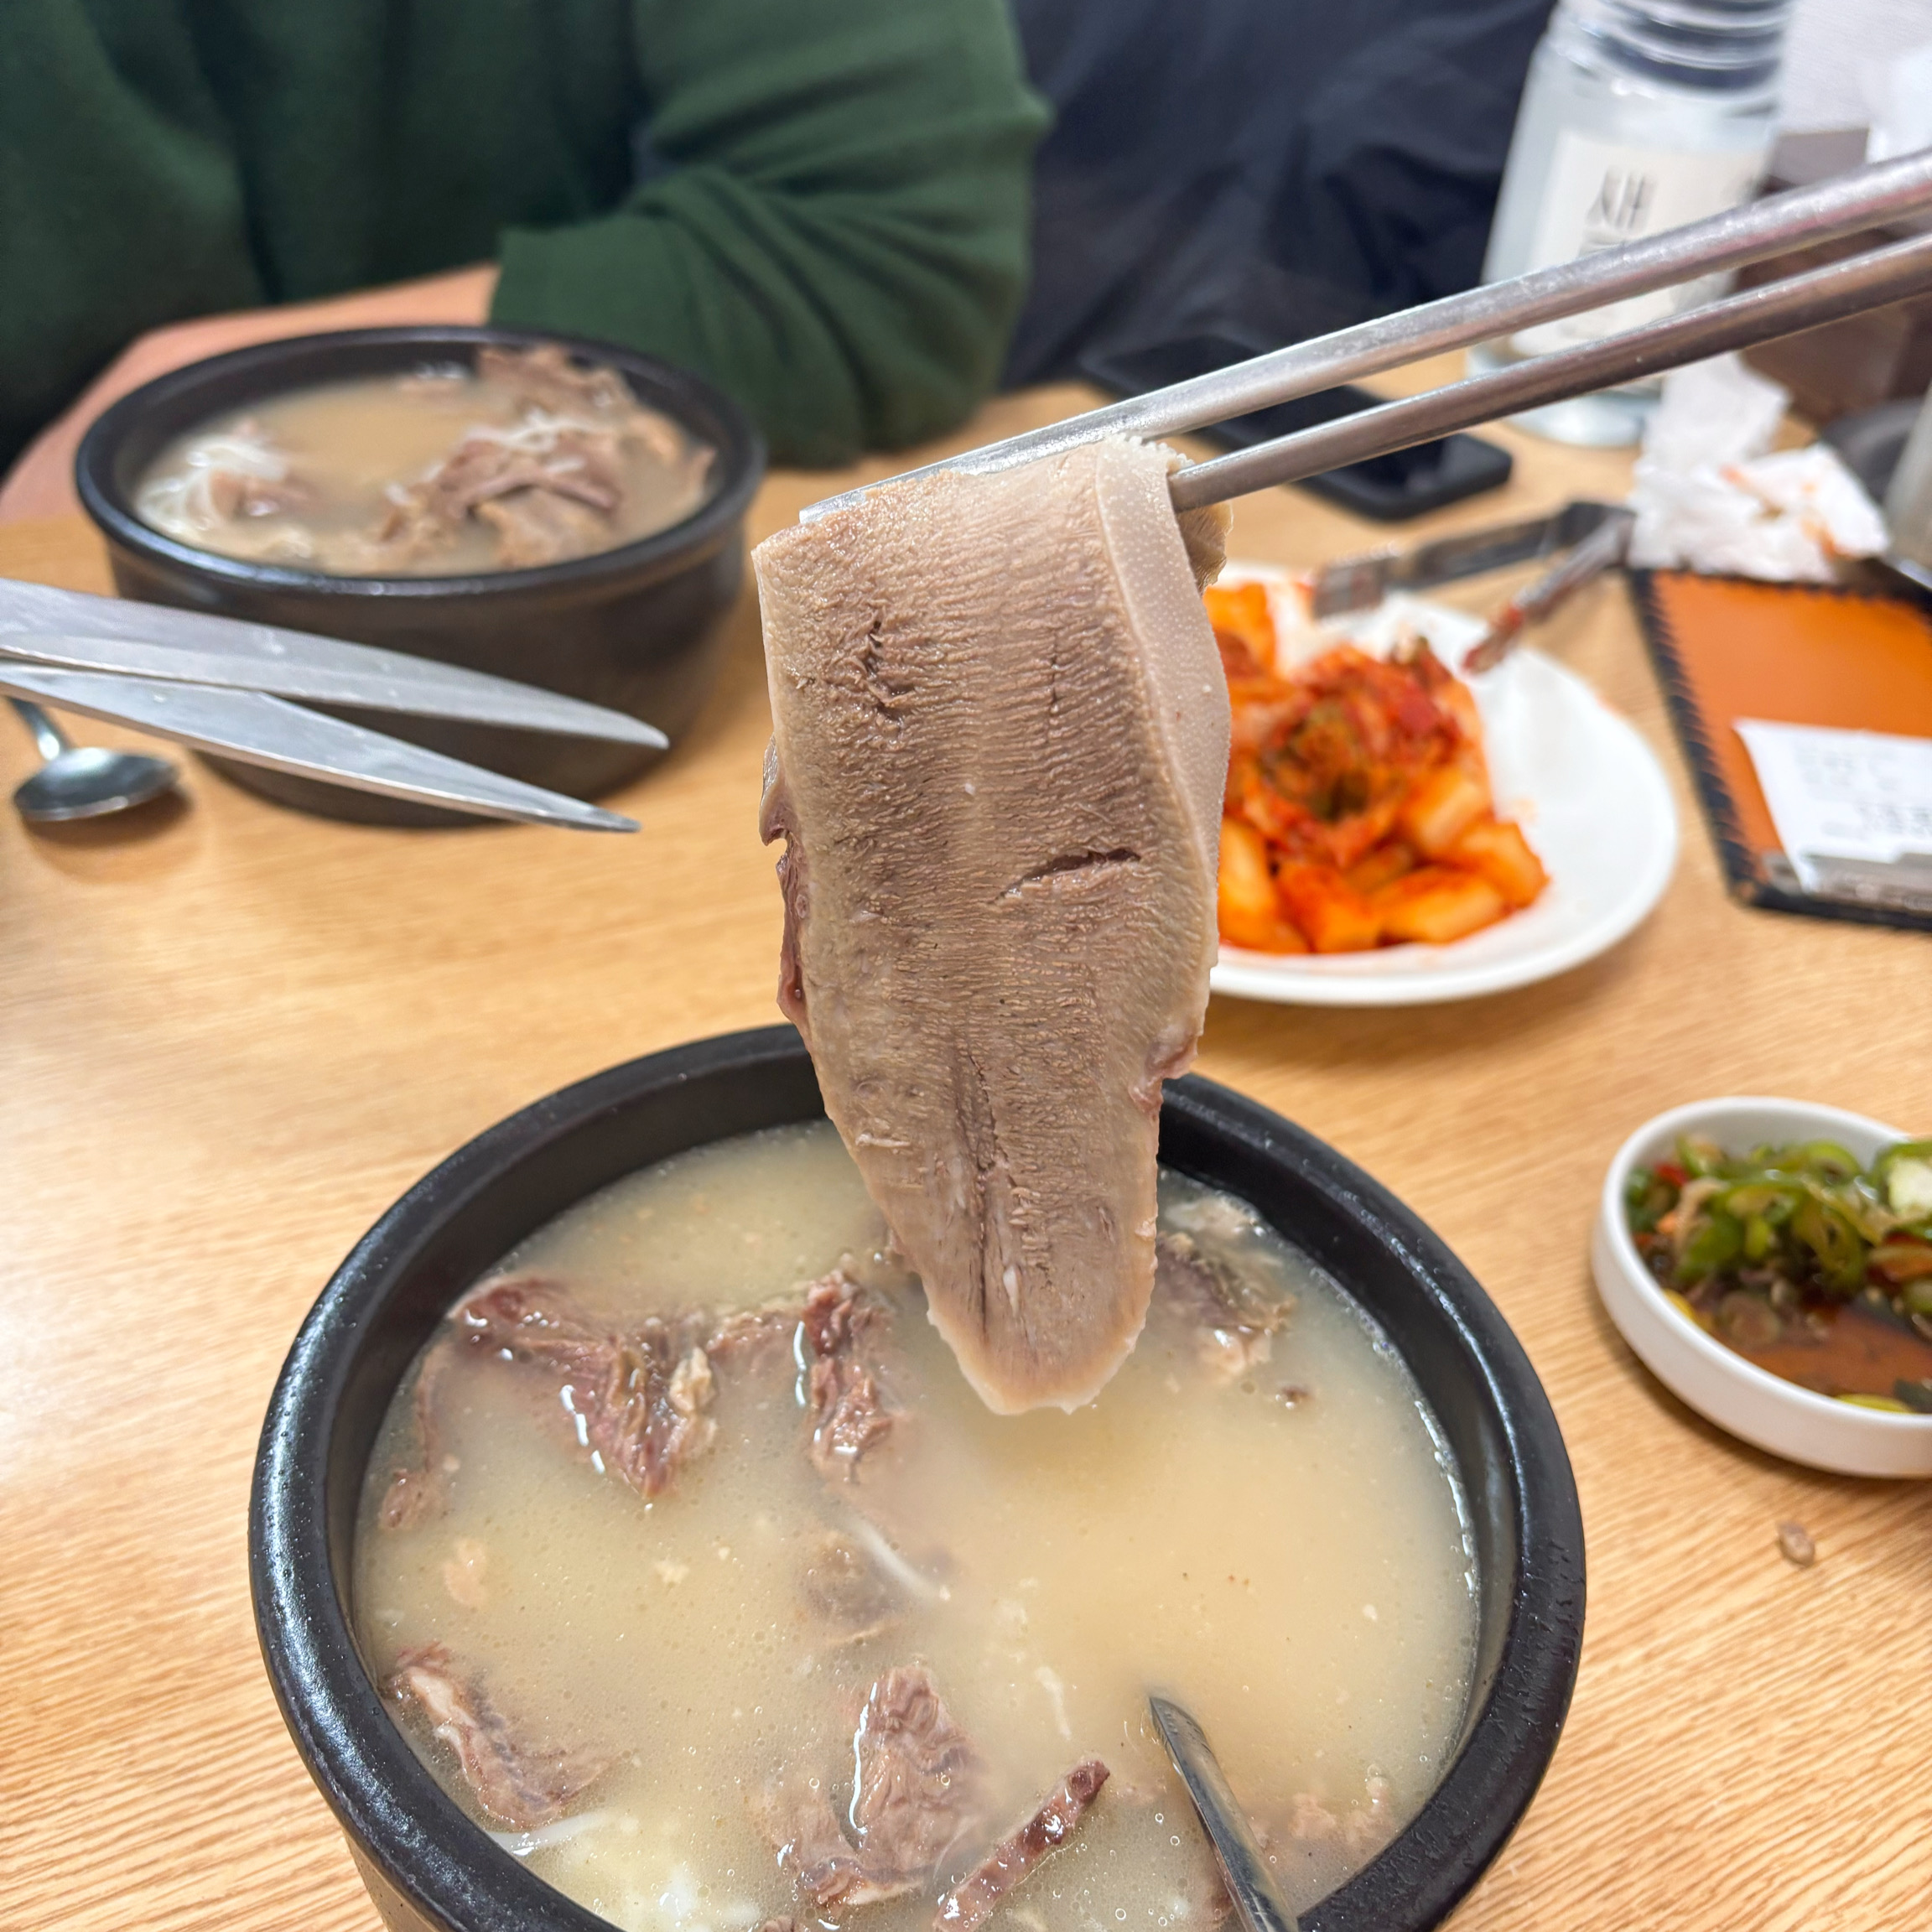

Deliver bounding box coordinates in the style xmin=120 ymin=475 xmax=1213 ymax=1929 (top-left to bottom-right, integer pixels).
xmin=1076 ymin=332 xmax=1513 ymax=522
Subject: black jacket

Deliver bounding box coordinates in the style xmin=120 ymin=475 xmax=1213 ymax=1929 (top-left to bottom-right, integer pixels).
xmin=1006 ymin=0 xmax=1555 ymax=383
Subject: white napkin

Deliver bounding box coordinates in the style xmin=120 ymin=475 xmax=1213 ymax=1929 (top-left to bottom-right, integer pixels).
xmin=1626 ymin=356 xmax=1888 ymax=580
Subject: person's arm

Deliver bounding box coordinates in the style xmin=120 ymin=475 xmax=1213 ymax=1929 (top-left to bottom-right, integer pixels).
xmin=490 ymin=0 xmax=1049 ymax=467
xmin=0 ymin=5 xmax=265 ymax=478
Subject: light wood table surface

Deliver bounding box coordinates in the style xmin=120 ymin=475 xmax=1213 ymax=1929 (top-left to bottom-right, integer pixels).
xmin=3 ymin=379 xmax=1928 ymax=1932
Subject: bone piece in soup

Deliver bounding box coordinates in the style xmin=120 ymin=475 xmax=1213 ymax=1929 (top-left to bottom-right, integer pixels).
xmin=934 ymin=1758 xmax=1110 ymax=1932
xmin=386 ymin=1642 xmax=610 ymax=1830
xmin=756 ymin=439 xmax=1232 ymax=1414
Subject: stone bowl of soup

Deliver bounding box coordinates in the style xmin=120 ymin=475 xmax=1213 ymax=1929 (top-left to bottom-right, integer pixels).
xmin=75 ymin=327 xmax=764 ymax=827
xmin=250 ymin=1026 xmax=1583 ymax=1932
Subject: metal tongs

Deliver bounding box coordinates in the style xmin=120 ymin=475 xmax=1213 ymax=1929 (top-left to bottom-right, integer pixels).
xmin=806 ymin=149 xmax=1932 ymax=522
xmin=0 ymin=580 xmax=663 ymax=830
xmin=1307 ymin=498 xmax=1636 ymax=672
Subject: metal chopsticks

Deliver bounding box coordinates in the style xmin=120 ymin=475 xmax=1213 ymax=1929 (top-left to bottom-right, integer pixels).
xmin=802 ymin=149 xmax=1932 ymax=522
xmin=1172 ymin=223 xmax=1932 ymax=510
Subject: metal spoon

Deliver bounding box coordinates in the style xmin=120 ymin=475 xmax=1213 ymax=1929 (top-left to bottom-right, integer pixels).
xmin=8 ymin=696 xmax=181 ymax=823
xmin=1150 ymin=1696 xmax=1300 ymax=1932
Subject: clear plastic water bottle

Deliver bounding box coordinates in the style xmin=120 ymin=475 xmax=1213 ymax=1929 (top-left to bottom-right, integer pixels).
xmin=1474 ymin=0 xmax=1795 ymax=446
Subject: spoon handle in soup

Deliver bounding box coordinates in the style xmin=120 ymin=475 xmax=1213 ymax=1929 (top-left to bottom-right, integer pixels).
xmin=1148 ymin=1696 xmax=1300 ymax=1932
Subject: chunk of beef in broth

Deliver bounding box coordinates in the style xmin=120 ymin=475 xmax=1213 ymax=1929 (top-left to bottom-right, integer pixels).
xmin=477 ymin=342 xmax=706 ymax=477
xmin=132 ymin=420 xmax=314 ymax=559
xmin=475 ymin=484 xmax=616 ymax=569
xmin=797 ymin=1529 xmax=901 ymax=1643
xmin=849 ymin=1667 xmax=983 ymax=1880
xmin=202 ymin=454 xmax=309 ymax=522
xmin=800 ymin=1270 xmax=899 ymax=1480
xmin=386 ymin=1642 xmax=610 ymax=1830
xmin=371 ymin=420 xmax=627 ymax=569
xmin=934 ymin=1759 xmax=1110 ymax=1932
xmin=756 ymin=437 xmax=1232 ymax=1415
xmin=1152 ymin=1230 xmax=1292 ymax=1382
xmin=755 ymin=1665 xmax=982 ymax=1909
xmin=460 ymin=1275 xmax=723 ymax=1498
xmin=380 ymin=1329 xmax=463 ymax=1530
xmin=379 ymin=1275 xmax=797 ymax=1523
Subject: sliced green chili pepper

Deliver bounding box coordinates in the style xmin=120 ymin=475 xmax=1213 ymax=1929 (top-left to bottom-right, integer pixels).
xmin=1789 ymin=1196 xmax=1867 ymax=1295
xmin=1677 ymin=1208 xmax=1744 ymax=1282
xmin=1676 ymin=1135 xmax=1724 ymax=1180
xmin=1624 ymin=1166 xmax=1678 ymax=1233
xmin=1627 ymin=1133 xmax=1932 ymax=1322
xmin=1761 ymin=1140 xmax=1863 ymax=1184
xmin=1717 ymin=1182 xmax=1800 ymax=1223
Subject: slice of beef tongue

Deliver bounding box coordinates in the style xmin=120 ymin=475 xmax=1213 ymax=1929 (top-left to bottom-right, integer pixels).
xmin=756 ymin=439 xmax=1231 ymax=1415
xmin=935 ymin=1759 xmax=1110 ymax=1932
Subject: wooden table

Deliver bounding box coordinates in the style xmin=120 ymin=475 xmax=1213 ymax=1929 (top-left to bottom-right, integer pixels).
xmin=3 ymin=379 xmax=1927 ymax=1932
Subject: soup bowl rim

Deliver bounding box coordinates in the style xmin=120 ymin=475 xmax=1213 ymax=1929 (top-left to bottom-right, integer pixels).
xmin=75 ymin=322 xmax=766 ymax=600
xmin=250 ymin=1025 xmax=1584 ymax=1932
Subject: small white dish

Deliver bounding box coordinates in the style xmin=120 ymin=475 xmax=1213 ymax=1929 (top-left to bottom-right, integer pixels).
xmin=1207 ymin=564 xmax=1679 ymax=1008
xmin=1593 ymin=1095 xmax=1932 ymax=1478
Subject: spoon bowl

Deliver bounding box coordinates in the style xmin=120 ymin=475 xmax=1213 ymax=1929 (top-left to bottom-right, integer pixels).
xmin=8 ymin=698 xmax=180 ymax=823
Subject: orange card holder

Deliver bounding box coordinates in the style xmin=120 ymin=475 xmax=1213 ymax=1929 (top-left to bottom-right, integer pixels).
xmin=1631 ymin=570 xmax=1932 ymax=932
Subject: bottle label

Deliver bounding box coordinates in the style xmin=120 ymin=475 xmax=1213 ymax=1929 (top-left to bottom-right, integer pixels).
xmin=1511 ymin=129 xmax=1768 ymax=355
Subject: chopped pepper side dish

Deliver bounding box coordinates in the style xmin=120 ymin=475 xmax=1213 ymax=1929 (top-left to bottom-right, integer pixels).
xmin=1206 ymin=580 xmax=1548 ymax=956
xmin=1626 ymin=1136 xmax=1932 ymax=1410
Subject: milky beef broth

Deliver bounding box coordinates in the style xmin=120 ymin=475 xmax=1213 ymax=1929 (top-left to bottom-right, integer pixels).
xmin=353 ymin=1122 xmax=1477 ymax=1932
xmin=135 ymin=345 xmax=714 ymax=575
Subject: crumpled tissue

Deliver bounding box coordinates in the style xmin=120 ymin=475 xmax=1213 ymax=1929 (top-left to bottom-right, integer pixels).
xmin=1626 ymin=356 xmax=1888 ymax=580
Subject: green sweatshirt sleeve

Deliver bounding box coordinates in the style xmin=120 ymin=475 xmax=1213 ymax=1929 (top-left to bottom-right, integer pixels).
xmin=0 ymin=5 xmax=262 ymax=470
xmin=491 ymin=0 xmax=1049 ymax=467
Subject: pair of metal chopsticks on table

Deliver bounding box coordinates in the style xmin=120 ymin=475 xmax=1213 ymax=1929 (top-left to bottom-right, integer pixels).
xmin=808 ymin=148 xmax=1932 ymax=522
xmin=0 ymin=580 xmax=660 ymax=831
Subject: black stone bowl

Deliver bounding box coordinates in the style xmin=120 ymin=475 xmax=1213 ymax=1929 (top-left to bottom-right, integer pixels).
xmin=250 ymin=1027 xmax=1584 ymax=1932
xmin=75 ymin=326 xmax=765 ymax=828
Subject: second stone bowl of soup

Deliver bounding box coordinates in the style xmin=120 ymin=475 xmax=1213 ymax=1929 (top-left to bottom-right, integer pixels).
xmin=75 ymin=326 xmax=765 ymax=827
xmin=251 ymin=1026 xmax=1584 ymax=1932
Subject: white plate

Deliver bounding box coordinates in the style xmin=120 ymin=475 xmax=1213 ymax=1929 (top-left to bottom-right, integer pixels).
xmin=1207 ymin=562 xmax=1679 ymax=1007
xmin=1593 ymin=1097 xmax=1932 ymax=1478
